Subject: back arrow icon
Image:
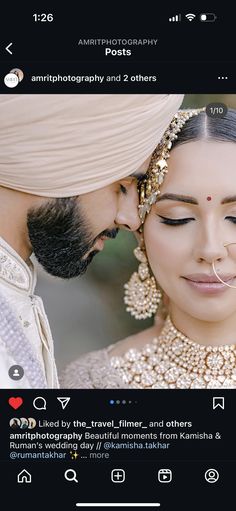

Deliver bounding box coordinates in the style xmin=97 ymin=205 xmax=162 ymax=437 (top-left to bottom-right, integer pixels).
xmin=6 ymin=43 xmax=13 ymax=55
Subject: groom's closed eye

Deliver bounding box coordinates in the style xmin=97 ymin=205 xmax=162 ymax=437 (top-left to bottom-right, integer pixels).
xmin=118 ymin=175 xmax=142 ymax=194
xmin=120 ymin=184 xmax=128 ymax=195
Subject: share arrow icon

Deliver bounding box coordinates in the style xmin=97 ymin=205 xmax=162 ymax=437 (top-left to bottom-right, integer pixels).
xmin=57 ymin=397 xmax=71 ymax=409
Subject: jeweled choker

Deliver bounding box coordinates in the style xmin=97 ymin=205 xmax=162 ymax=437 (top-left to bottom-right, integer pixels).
xmin=110 ymin=316 xmax=236 ymax=389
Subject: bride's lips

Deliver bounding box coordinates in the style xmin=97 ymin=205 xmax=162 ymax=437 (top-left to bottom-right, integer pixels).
xmin=182 ymin=273 xmax=236 ymax=294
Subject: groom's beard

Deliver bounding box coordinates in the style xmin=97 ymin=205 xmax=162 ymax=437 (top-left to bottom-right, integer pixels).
xmin=27 ymin=197 xmax=119 ymax=278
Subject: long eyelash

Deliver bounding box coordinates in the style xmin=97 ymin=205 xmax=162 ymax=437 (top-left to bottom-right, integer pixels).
xmin=226 ymin=216 xmax=236 ymax=224
xmin=157 ymin=216 xmax=236 ymax=226
xmin=158 ymin=215 xmax=194 ymax=225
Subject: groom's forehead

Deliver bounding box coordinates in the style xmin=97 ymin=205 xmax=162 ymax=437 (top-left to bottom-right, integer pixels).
xmin=116 ymin=172 xmax=145 ymax=186
xmin=117 ymin=171 xmax=146 ymax=185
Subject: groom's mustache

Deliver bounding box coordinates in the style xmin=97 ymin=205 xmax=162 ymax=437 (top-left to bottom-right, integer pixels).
xmin=84 ymin=227 xmax=119 ymax=259
xmin=94 ymin=227 xmax=119 ymax=243
xmin=102 ymin=227 xmax=119 ymax=239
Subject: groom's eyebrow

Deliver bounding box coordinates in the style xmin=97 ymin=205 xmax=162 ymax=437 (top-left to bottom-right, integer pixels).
xmin=157 ymin=193 xmax=198 ymax=205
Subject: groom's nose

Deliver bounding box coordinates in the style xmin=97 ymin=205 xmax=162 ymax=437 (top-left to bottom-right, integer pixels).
xmin=115 ymin=181 xmax=141 ymax=231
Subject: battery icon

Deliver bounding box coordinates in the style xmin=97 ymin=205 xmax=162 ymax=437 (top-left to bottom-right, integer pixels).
xmin=200 ymin=13 xmax=217 ymax=22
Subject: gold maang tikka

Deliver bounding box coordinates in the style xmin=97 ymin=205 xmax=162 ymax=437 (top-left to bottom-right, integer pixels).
xmin=138 ymin=108 xmax=205 ymax=224
xmin=124 ymin=108 xmax=205 ymax=320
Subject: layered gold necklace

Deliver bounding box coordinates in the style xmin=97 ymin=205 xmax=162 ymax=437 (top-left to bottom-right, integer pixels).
xmin=110 ymin=316 xmax=236 ymax=389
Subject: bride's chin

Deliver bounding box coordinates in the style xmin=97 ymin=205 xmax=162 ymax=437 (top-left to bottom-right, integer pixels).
xmin=180 ymin=307 xmax=236 ymax=323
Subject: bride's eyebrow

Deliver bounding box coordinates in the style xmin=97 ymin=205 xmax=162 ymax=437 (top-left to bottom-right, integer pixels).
xmin=157 ymin=193 xmax=198 ymax=205
xmin=157 ymin=193 xmax=236 ymax=205
xmin=221 ymin=195 xmax=236 ymax=204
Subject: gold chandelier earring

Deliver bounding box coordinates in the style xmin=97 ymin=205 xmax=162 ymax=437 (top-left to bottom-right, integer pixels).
xmin=124 ymin=239 xmax=162 ymax=320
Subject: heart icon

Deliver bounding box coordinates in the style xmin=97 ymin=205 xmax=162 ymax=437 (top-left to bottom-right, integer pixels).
xmin=8 ymin=397 xmax=23 ymax=410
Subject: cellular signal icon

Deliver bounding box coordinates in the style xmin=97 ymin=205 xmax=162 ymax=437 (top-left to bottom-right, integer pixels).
xmin=169 ymin=14 xmax=181 ymax=22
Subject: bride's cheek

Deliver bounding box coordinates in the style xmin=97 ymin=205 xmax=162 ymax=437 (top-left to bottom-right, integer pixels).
xmin=144 ymin=221 xmax=169 ymax=267
xmin=144 ymin=221 xmax=188 ymax=284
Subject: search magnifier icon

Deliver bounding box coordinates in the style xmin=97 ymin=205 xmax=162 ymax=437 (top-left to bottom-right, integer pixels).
xmin=64 ymin=469 xmax=78 ymax=483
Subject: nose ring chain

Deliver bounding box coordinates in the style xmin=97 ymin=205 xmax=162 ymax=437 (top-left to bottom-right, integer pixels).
xmin=212 ymin=242 xmax=236 ymax=289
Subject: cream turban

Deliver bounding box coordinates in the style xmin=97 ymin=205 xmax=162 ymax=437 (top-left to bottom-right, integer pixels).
xmin=0 ymin=94 xmax=183 ymax=197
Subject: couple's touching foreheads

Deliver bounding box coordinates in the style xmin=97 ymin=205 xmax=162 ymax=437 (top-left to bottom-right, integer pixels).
xmin=1 ymin=94 xmax=236 ymax=390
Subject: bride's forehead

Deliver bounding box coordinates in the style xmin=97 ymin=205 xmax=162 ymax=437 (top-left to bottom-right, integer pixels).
xmin=157 ymin=141 xmax=236 ymax=201
xmin=171 ymin=138 xmax=236 ymax=158
xmin=166 ymin=140 xmax=236 ymax=178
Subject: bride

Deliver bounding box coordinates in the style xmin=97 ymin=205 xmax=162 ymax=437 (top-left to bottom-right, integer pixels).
xmin=61 ymin=107 xmax=236 ymax=389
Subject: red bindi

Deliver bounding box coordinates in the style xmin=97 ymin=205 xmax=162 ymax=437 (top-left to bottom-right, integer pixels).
xmin=206 ymin=196 xmax=212 ymax=201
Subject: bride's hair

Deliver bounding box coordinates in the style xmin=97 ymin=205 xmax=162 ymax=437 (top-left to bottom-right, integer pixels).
xmin=173 ymin=107 xmax=236 ymax=148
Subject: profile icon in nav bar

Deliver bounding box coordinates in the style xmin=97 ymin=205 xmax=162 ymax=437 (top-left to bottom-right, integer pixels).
xmin=4 ymin=68 xmax=24 ymax=88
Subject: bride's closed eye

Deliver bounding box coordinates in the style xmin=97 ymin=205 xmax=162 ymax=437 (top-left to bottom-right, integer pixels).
xmin=157 ymin=215 xmax=195 ymax=226
xmin=157 ymin=215 xmax=236 ymax=226
xmin=226 ymin=216 xmax=236 ymax=224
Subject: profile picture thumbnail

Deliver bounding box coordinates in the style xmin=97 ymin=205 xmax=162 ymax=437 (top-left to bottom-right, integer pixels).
xmin=28 ymin=418 xmax=37 ymax=429
xmin=9 ymin=418 xmax=21 ymax=429
xmin=9 ymin=417 xmax=37 ymax=429
xmin=10 ymin=68 xmax=24 ymax=82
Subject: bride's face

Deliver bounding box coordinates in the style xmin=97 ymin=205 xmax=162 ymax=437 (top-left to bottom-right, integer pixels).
xmin=144 ymin=139 xmax=236 ymax=322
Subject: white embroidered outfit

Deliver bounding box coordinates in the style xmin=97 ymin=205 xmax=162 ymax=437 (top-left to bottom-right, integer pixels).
xmin=0 ymin=237 xmax=59 ymax=388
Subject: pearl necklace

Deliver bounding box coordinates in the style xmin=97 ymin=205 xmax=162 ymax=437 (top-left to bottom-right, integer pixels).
xmin=110 ymin=316 xmax=236 ymax=389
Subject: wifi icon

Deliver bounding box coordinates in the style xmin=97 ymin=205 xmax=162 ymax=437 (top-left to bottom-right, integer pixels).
xmin=185 ymin=13 xmax=196 ymax=21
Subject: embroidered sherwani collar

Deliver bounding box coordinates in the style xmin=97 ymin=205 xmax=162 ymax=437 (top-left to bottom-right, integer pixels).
xmin=0 ymin=236 xmax=37 ymax=294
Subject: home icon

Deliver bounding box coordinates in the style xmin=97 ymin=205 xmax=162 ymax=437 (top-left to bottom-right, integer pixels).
xmin=17 ymin=469 xmax=32 ymax=483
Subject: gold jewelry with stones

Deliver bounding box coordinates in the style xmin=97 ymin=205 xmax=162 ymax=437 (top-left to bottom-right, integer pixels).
xmin=124 ymin=108 xmax=204 ymax=319
xmin=110 ymin=315 xmax=236 ymax=389
xmin=138 ymin=108 xmax=205 ymax=223
xmin=124 ymin=242 xmax=162 ymax=320
xmin=212 ymin=242 xmax=236 ymax=289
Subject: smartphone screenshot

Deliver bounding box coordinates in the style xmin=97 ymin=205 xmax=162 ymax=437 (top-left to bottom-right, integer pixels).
xmin=0 ymin=5 xmax=235 ymax=510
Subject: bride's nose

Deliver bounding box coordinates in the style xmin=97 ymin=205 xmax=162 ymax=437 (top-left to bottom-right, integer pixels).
xmin=115 ymin=181 xmax=141 ymax=231
xmin=193 ymin=224 xmax=227 ymax=264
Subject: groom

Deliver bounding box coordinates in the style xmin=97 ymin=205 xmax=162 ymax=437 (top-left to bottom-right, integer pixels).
xmin=0 ymin=94 xmax=183 ymax=388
